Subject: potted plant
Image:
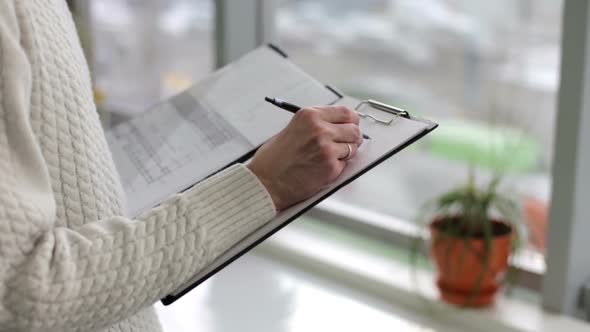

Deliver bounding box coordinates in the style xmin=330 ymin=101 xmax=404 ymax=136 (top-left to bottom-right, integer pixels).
xmin=413 ymin=173 xmax=522 ymax=307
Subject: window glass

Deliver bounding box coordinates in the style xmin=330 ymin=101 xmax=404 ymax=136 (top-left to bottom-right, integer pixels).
xmin=89 ymin=0 xmax=214 ymax=114
xmin=278 ymin=0 xmax=563 ymax=256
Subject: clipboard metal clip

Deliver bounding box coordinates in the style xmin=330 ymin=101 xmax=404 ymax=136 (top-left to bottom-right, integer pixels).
xmin=354 ymin=99 xmax=410 ymax=125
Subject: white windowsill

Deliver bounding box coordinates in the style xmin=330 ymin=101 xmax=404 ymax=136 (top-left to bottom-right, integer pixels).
xmin=255 ymin=222 xmax=590 ymax=332
xmin=311 ymin=199 xmax=547 ymax=276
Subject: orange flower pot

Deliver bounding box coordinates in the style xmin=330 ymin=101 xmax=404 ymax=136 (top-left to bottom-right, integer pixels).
xmin=430 ymin=218 xmax=512 ymax=307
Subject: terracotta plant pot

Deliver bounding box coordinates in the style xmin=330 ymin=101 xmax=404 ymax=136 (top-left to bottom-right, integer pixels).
xmin=430 ymin=217 xmax=512 ymax=307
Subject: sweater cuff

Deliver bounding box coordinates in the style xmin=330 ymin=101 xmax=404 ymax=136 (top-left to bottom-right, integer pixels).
xmin=182 ymin=164 xmax=277 ymax=255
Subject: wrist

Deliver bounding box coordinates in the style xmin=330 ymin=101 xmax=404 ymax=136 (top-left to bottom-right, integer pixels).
xmin=246 ymin=162 xmax=286 ymax=211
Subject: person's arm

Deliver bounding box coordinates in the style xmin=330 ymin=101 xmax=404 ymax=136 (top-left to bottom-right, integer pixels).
xmin=0 ymin=2 xmax=362 ymax=331
xmin=0 ymin=4 xmax=276 ymax=331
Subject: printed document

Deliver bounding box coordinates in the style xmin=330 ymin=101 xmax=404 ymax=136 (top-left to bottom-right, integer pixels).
xmin=106 ymin=47 xmax=338 ymax=217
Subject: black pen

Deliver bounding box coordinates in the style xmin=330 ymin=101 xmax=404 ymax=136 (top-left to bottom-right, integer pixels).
xmin=264 ymin=97 xmax=370 ymax=140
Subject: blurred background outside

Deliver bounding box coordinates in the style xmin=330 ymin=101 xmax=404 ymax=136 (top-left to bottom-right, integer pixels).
xmin=69 ymin=0 xmax=562 ymax=288
xmin=275 ymin=0 xmax=561 ymax=259
xmin=83 ymin=0 xmax=562 ymax=261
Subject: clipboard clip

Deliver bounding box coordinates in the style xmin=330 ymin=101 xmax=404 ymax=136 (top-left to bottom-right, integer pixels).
xmin=354 ymin=99 xmax=410 ymax=125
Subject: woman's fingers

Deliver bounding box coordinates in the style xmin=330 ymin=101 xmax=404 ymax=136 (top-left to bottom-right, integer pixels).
xmin=247 ymin=104 xmax=362 ymax=211
xmin=329 ymin=123 xmax=363 ymax=145
xmin=310 ymin=106 xmax=363 ymax=145
xmin=336 ymin=142 xmax=359 ymax=161
xmin=313 ymin=105 xmax=360 ymax=125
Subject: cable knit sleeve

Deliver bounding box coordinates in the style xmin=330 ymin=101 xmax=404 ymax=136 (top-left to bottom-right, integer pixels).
xmin=0 ymin=2 xmax=276 ymax=331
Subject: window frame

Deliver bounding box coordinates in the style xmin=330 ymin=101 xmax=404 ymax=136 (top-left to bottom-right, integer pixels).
xmin=542 ymin=0 xmax=590 ymax=318
xmin=214 ymin=0 xmax=276 ymax=68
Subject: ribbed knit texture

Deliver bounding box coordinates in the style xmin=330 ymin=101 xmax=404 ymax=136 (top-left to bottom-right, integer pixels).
xmin=0 ymin=1 xmax=276 ymax=331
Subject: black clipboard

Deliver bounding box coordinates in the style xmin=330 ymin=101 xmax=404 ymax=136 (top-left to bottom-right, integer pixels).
xmin=160 ymin=44 xmax=437 ymax=305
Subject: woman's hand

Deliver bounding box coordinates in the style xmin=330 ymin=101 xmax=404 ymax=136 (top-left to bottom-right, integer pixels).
xmin=247 ymin=105 xmax=363 ymax=211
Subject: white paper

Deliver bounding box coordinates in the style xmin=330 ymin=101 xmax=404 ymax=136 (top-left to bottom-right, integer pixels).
xmin=106 ymin=47 xmax=339 ymax=217
xmin=104 ymin=46 xmax=436 ymax=301
xmin=170 ymin=96 xmax=434 ymax=297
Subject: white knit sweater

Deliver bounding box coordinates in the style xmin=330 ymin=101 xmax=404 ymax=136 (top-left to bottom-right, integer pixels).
xmin=0 ymin=1 xmax=277 ymax=331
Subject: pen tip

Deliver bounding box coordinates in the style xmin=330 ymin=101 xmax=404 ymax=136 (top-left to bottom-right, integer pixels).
xmin=264 ymin=96 xmax=274 ymax=103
